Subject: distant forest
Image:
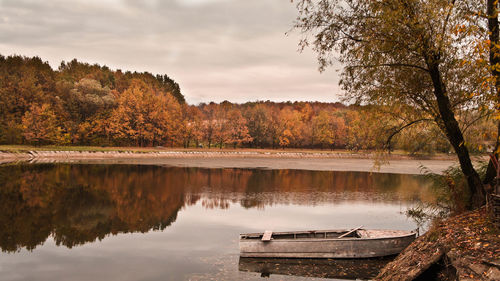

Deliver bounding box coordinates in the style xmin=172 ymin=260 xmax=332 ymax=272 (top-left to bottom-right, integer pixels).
xmin=0 ymin=55 xmax=495 ymax=153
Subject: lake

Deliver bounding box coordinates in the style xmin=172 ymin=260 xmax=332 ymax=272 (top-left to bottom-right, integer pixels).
xmin=0 ymin=163 xmax=434 ymax=280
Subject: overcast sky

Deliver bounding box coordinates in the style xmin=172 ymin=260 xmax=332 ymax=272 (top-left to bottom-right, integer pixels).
xmin=0 ymin=0 xmax=342 ymax=104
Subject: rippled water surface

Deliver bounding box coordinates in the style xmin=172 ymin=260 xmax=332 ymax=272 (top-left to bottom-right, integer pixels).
xmin=0 ymin=164 xmax=434 ymax=280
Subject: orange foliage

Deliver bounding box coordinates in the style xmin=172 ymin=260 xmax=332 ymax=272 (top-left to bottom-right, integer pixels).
xmin=0 ymin=55 xmax=496 ymax=152
xmin=109 ymin=79 xmax=182 ymax=146
xmin=22 ymin=104 xmax=69 ymax=145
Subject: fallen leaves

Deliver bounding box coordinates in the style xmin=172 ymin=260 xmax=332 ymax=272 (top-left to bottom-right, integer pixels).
xmin=376 ymin=207 xmax=499 ymax=281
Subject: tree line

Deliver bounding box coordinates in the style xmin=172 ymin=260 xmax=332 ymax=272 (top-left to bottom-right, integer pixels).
xmin=0 ymin=55 xmax=495 ymax=153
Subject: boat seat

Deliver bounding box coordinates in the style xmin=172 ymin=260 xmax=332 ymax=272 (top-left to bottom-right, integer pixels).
xmin=262 ymin=230 xmax=273 ymax=241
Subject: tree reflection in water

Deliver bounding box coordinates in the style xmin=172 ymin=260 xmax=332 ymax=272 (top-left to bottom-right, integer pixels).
xmin=0 ymin=164 xmax=432 ymax=252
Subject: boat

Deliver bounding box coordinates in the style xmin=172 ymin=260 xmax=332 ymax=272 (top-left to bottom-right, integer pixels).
xmin=239 ymin=226 xmax=416 ymax=258
xmin=238 ymin=256 xmax=393 ymax=279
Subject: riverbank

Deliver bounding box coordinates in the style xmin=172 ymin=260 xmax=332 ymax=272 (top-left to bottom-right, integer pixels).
xmin=376 ymin=207 xmax=499 ymax=281
xmin=0 ymin=148 xmax=466 ymax=174
xmin=0 ymin=145 xmax=462 ymax=159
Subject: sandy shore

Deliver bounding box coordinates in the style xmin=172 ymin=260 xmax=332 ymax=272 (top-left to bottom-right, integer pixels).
xmin=0 ymin=150 xmax=467 ymax=174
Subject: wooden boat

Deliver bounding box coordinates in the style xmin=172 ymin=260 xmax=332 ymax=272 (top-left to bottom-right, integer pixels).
xmin=239 ymin=227 xmax=416 ymax=258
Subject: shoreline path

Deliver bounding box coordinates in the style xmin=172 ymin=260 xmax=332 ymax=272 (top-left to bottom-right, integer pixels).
xmin=0 ymin=150 xmax=470 ymax=174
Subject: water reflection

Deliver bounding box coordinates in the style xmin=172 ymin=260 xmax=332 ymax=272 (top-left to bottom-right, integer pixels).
xmin=238 ymin=257 xmax=394 ymax=279
xmin=0 ymin=163 xmax=435 ymax=280
xmin=0 ymin=164 xmax=433 ymax=254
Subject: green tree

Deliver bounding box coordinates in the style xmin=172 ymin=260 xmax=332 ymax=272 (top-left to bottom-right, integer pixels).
xmin=64 ymin=78 xmax=116 ymax=143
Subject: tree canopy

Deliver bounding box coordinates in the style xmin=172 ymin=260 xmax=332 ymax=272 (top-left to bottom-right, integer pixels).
xmin=293 ymin=0 xmax=499 ymax=208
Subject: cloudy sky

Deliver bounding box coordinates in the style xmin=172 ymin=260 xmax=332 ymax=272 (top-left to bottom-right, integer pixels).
xmin=0 ymin=0 xmax=342 ymax=104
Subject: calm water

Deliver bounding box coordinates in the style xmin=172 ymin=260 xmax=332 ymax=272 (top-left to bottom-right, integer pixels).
xmin=0 ymin=164 xmax=433 ymax=280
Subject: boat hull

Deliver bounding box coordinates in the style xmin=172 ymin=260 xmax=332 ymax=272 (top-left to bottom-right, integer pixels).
xmin=239 ymin=230 xmax=416 ymax=258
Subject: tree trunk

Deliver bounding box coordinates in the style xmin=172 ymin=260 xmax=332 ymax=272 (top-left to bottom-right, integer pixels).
xmin=484 ymin=0 xmax=500 ymax=187
xmin=427 ymin=60 xmax=486 ymax=208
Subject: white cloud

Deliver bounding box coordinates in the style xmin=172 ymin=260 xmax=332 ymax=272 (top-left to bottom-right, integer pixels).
xmin=0 ymin=0 xmax=343 ymax=104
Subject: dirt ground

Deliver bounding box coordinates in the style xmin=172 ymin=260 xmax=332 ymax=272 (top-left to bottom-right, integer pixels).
xmin=0 ymin=150 xmax=464 ymax=174
xmin=96 ymin=157 xmax=458 ymax=174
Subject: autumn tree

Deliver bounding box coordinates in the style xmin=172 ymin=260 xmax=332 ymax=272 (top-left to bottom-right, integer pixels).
xmin=395 ymin=121 xmax=450 ymax=154
xmin=212 ymin=101 xmax=234 ymax=148
xmin=22 ymin=104 xmax=69 ymax=145
xmin=278 ymin=107 xmax=304 ymax=148
xmin=244 ymin=104 xmax=271 ymax=148
xmin=200 ymin=103 xmax=218 ymax=148
xmin=0 ymin=56 xmax=56 ymax=144
xmin=181 ymin=105 xmax=204 ymax=148
xmin=343 ymin=110 xmax=380 ymax=151
xmin=294 ymin=0 xmax=490 ymax=208
xmin=58 ymin=59 xmax=115 ymax=88
xmin=2 ymin=53 xmax=498 ymax=162
xmin=481 ymin=0 xmax=500 ymax=186
xmin=312 ymin=110 xmax=346 ymax=150
xmin=279 ymin=129 xmax=293 ymax=149
xmin=61 ymin=78 xmax=117 ymax=144
xmin=110 ymin=79 xmax=181 ymax=147
xmin=68 ymin=78 xmax=115 ymax=120
xmin=267 ymin=105 xmax=282 ymax=148
xmin=226 ymin=109 xmax=253 ymax=148
xmin=297 ymin=103 xmax=315 ymax=147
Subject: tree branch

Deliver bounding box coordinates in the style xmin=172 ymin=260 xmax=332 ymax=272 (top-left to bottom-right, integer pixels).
xmin=347 ymin=63 xmax=429 ymax=72
xmin=384 ymin=118 xmax=434 ymax=152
